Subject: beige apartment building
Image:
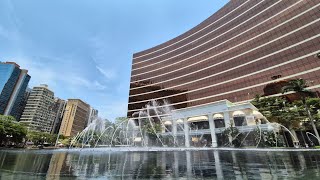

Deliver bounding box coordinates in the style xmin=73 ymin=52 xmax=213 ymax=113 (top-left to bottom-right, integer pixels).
xmin=59 ymin=99 xmax=90 ymax=137
xmin=20 ymin=84 xmax=55 ymax=133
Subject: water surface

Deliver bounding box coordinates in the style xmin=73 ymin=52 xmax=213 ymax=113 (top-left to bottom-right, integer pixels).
xmin=1 ymin=148 xmax=320 ymax=179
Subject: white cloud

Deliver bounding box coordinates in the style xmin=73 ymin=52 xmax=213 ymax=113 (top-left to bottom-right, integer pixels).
xmin=12 ymin=57 xmax=58 ymax=88
xmin=64 ymin=75 xmax=107 ymax=91
xmin=89 ymin=36 xmax=118 ymax=81
xmin=92 ymin=80 xmax=107 ymax=90
xmin=12 ymin=56 xmax=107 ymax=92
xmin=96 ymin=66 xmax=116 ymax=80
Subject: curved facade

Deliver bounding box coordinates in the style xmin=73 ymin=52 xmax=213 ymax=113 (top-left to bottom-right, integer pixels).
xmin=128 ymin=0 xmax=320 ymax=117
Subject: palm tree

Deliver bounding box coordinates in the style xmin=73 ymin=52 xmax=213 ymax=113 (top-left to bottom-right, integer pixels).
xmin=282 ymin=78 xmax=320 ymax=145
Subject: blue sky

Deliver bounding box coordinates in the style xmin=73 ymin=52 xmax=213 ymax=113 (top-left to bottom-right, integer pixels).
xmin=0 ymin=0 xmax=228 ymax=121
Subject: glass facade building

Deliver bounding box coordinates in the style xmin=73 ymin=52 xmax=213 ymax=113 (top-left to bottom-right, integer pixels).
xmin=0 ymin=62 xmax=31 ymax=120
xmin=128 ymin=0 xmax=320 ymax=117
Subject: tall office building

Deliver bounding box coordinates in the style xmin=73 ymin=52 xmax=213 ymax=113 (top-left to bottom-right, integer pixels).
xmin=51 ymin=98 xmax=66 ymax=134
xmin=87 ymin=107 xmax=98 ymax=126
xmin=20 ymin=84 xmax=55 ymax=132
xmin=128 ymin=0 xmax=320 ymax=118
xmin=15 ymin=87 xmax=32 ymax=121
xmin=0 ymin=61 xmax=31 ymax=120
xmin=59 ymin=99 xmax=90 ymax=137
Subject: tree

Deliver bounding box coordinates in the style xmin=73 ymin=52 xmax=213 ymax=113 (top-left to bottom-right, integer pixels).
xmin=0 ymin=115 xmax=15 ymax=121
xmin=306 ymin=98 xmax=320 ymax=122
xmin=115 ymin=117 xmax=128 ymax=125
xmin=252 ymin=96 xmax=303 ymax=126
xmin=252 ymin=95 xmax=304 ymax=141
xmin=282 ymin=78 xmax=320 ymax=144
xmin=254 ymin=128 xmax=283 ymax=147
xmin=0 ymin=115 xmax=27 ymax=146
xmin=104 ymin=119 xmax=114 ymax=128
xmin=294 ymin=98 xmax=320 ymax=129
xmin=26 ymin=131 xmax=57 ymax=145
xmin=221 ymin=123 xmax=244 ymax=147
xmin=143 ymin=122 xmax=161 ymax=138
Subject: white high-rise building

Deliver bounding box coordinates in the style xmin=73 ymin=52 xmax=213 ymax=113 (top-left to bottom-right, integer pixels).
xmin=20 ymin=84 xmax=55 ymax=133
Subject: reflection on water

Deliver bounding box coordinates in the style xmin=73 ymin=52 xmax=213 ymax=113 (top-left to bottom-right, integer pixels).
xmin=1 ymin=149 xmax=320 ymax=179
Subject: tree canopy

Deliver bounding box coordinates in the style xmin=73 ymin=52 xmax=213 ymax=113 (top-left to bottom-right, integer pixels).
xmin=252 ymin=96 xmax=304 ymax=129
xmin=0 ymin=115 xmax=27 ymax=146
xmin=282 ymin=78 xmax=315 ymax=100
xmin=282 ymin=78 xmax=320 ymax=144
xmin=26 ymin=131 xmax=58 ymax=145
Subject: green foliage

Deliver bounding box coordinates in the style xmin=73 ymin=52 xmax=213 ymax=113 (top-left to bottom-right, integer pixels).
xmin=254 ymin=128 xmax=283 ymax=147
xmin=26 ymin=131 xmax=57 ymax=145
xmin=307 ymin=98 xmax=320 ymax=121
xmin=0 ymin=115 xmax=27 ymax=146
xmin=222 ymin=124 xmax=244 ymax=147
xmin=143 ymin=122 xmax=162 ymax=139
xmin=282 ymin=78 xmax=320 ymax=142
xmin=115 ymin=117 xmax=128 ymax=125
xmin=60 ymin=138 xmax=72 ymax=146
xmin=0 ymin=115 xmax=16 ymax=121
xmin=252 ymin=95 xmax=304 ymax=129
xmin=89 ymin=133 xmax=100 ymax=147
xmin=58 ymin=134 xmax=67 ymax=140
xmin=252 ymin=78 xmax=320 ymax=145
xmin=104 ymin=119 xmax=114 ymax=128
xmin=282 ymin=78 xmax=314 ymax=99
xmin=162 ymin=136 xmax=174 ymax=146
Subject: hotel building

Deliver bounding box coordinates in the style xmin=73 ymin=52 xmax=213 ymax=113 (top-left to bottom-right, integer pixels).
xmin=128 ymin=0 xmax=320 ymax=147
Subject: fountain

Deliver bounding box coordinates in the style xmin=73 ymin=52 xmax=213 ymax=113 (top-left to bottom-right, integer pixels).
xmin=68 ymin=99 xmax=303 ymax=149
xmin=306 ymin=132 xmax=320 ymax=146
xmin=2 ymin=99 xmax=320 ymax=179
xmin=68 ymin=99 xmax=178 ymax=149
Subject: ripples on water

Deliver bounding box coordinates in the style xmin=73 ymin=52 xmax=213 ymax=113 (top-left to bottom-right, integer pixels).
xmin=0 ymin=149 xmax=320 ymax=179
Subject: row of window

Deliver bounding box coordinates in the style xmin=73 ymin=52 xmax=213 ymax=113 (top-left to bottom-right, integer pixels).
xmin=132 ymin=0 xmax=286 ymax=64
xmin=131 ymin=22 xmax=320 ymax=82
xmin=129 ymin=46 xmax=320 ymax=102
xmin=132 ymin=0 xmax=316 ymax=72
